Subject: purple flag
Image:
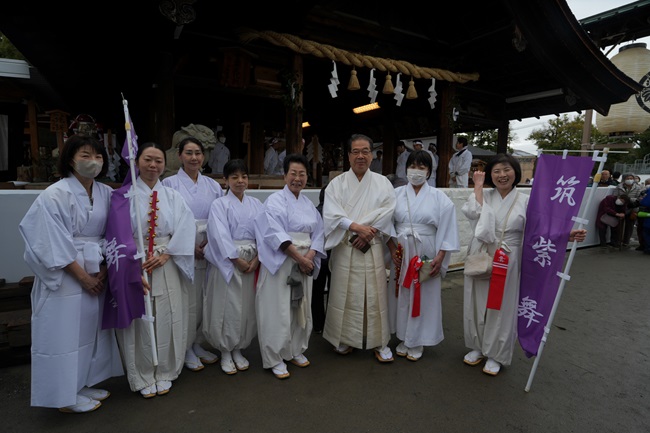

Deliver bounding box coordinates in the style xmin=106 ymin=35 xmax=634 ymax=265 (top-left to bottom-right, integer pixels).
xmin=102 ymin=118 xmax=144 ymax=329
xmin=517 ymin=154 xmax=593 ymax=357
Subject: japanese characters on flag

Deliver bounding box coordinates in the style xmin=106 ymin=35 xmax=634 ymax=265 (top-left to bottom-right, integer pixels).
xmin=517 ymin=154 xmax=593 ymax=357
xmin=102 ymin=116 xmax=145 ymax=329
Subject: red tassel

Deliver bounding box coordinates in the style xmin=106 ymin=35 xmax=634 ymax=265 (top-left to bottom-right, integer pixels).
xmin=487 ymin=248 xmax=508 ymax=310
xmin=402 ymin=255 xmax=423 ymax=317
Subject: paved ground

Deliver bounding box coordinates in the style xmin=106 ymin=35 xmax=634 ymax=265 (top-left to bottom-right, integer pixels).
xmin=1 ymin=244 xmax=649 ymax=433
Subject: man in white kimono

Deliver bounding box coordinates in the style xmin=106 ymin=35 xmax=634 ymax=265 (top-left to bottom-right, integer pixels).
xmin=448 ymin=136 xmax=472 ymax=188
xmin=264 ymin=138 xmax=280 ymax=175
xmin=323 ymin=133 xmax=397 ymax=362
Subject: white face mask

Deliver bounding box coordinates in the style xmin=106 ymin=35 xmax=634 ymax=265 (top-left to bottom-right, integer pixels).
xmin=615 ymin=199 xmax=624 ymax=206
xmin=407 ymin=168 xmax=428 ymax=186
xmin=74 ymin=159 xmax=102 ymax=179
xmin=624 ymin=179 xmax=634 ymax=186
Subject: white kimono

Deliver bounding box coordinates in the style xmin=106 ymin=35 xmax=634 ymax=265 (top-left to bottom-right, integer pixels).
xmin=19 ymin=176 xmax=123 ymax=408
xmin=395 ymin=150 xmax=409 ymax=182
xmin=254 ymin=186 xmax=326 ymax=369
xmin=390 ymin=183 xmax=460 ymax=348
xmin=448 ymin=147 xmax=472 ymax=188
xmin=263 ymin=148 xmax=279 ymax=175
xmin=322 ymin=169 xmax=396 ymax=350
xmin=115 ymin=177 xmax=195 ymax=391
xmin=203 ymin=191 xmax=263 ymax=353
xmin=461 ymin=187 xmax=528 ymax=365
xmin=162 ymin=168 xmax=223 ymax=350
xmin=208 ymin=142 xmax=230 ymax=174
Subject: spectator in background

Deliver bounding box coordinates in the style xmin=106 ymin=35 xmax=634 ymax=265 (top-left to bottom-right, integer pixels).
xmin=614 ymin=174 xmax=644 ymax=247
xmin=263 ymin=138 xmax=280 ymax=175
xmin=394 ymin=141 xmax=409 ymax=187
xmin=592 ymin=169 xmax=616 ymax=187
xmin=449 ymin=136 xmax=472 ymax=188
xmin=611 ymin=171 xmax=621 ymax=186
xmin=208 ymin=131 xmax=230 ymax=175
xmin=428 ymin=143 xmax=439 ymax=187
xmin=636 ymin=178 xmax=650 ymax=251
xmin=370 ymin=150 xmax=383 ymax=174
xmin=596 ymin=193 xmax=628 ymax=248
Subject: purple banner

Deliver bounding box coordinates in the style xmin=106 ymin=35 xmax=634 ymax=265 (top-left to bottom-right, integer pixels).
xmin=517 ymin=154 xmax=593 ymax=357
xmin=102 ymin=117 xmax=144 ymax=329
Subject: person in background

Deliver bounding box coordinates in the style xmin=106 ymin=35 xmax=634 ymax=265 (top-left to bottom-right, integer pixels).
xmin=114 ymin=142 xmax=196 ymax=399
xmin=162 ymin=137 xmax=223 ymax=372
xmin=614 ymin=174 xmax=644 ymax=247
xmin=370 ymin=150 xmax=383 ymax=174
xmin=394 ymin=141 xmax=409 ymax=187
xmin=639 ymin=185 xmax=650 ymax=255
xmin=203 ymin=159 xmax=263 ymax=375
xmin=254 ymin=153 xmax=326 ymax=379
xmin=20 ymin=134 xmax=123 ymax=413
xmin=323 ymin=133 xmax=397 ymax=363
xmin=208 ymin=130 xmax=230 ymax=175
xmin=591 ymin=169 xmax=616 ymax=187
xmin=461 ymin=153 xmax=586 ymax=376
xmin=263 ymin=138 xmax=280 ymax=175
xmin=636 ymin=178 xmax=650 ymax=251
xmin=387 ymin=150 xmax=460 ymax=362
xmin=611 ymin=171 xmax=621 ymax=186
xmin=596 ymin=193 xmax=628 ymax=248
xmin=449 ymin=136 xmax=472 ymax=188
xmin=277 ymin=140 xmax=287 ymax=175
xmin=427 ymin=143 xmax=439 ymax=187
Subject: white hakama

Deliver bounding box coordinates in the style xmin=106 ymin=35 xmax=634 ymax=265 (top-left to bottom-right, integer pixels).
xmin=392 ymin=183 xmax=460 ymax=349
xmin=461 ymin=188 xmax=528 ymax=365
xmin=254 ymin=187 xmax=325 ymax=369
xmin=19 ymin=176 xmax=123 ymax=408
xmin=322 ymin=170 xmax=396 ymax=350
xmin=203 ymin=191 xmax=263 ymax=353
xmin=115 ymin=178 xmax=195 ymax=391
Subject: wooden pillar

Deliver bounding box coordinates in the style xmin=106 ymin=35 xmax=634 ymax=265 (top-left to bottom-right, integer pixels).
xmin=249 ymin=106 xmax=265 ymax=174
xmin=46 ymin=109 xmax=69 ymax=156
xmin=152 ymin=52 xmax=175 ymax=150
xmin=437 ymin=83 xmax=455 ymax=187
xmin=496 ymin=120 xmax=509 ymax=154
xmin=382 ymin=115 xmax=396 ymax=176
xmin=285 ymin=54 xmax=304 ymax=155
xmin=27 ymin=100 xmax=38 ymax=164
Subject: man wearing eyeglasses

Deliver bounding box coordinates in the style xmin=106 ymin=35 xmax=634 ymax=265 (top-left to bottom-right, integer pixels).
xmin=322 ymin=134 xmax=397 ymax=363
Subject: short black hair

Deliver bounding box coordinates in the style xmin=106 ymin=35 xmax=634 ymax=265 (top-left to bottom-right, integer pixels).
xmin=223 ymin=159 xmax=248 ymax=178
xmin=457 ymin=136 xmax=468 ymax=147
xmin=405 ymin=150 xmax=433 ymax=179
xmin=483 ymin=153 xmax=522 ymax=188
xmin=58 ymin=134 xmax=109 ymax=178
xmin=283 ymin=153 xmax=309 ymax=174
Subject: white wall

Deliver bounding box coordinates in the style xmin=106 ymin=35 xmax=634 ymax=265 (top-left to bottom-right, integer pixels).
xmin=1 ymin=187 xmax=612 ymax=283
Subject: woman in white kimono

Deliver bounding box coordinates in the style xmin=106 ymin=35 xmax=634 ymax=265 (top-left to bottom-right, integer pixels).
xmin=254 ymin=153 xmax=326 ymax=379
xmin=114 ymin=142 xmax=195 ymax=397
xmin=462 ymin=154 xmax=585 ymax=376
xmin=162 ymin=137 xmax=223 ymax=372
xmin=203 ymin=159 xmax=263 ymax=375
xmin=387 ymin=150 xmax=460 ymax=361
xmin=19 ymin=134 xmax=123 ymax=413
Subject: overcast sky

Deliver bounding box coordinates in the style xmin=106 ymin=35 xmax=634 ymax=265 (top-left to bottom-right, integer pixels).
xmin=510 ymin=0 xmax=650 ymax=153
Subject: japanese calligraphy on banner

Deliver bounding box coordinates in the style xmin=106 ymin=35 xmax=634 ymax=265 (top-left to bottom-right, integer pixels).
xmin=517 ymin=154 xmax=594 ymax=358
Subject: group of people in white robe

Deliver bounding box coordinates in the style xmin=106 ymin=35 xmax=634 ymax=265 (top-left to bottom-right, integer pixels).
xmin=20 ymin=132 xmax=588 ymax=413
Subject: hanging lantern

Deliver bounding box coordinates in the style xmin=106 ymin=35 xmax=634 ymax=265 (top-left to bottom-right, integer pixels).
xmin=596 ymin=43 xmax=650 ymax=135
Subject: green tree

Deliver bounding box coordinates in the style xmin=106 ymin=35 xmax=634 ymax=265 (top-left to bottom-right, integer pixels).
xmin=0 ymin=32 xmax=25 ymax=60
xmin=466 ymin=129 xmax=514 ymax=153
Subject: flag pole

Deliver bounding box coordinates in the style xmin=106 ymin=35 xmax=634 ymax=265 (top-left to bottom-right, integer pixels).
xmin=122 ymin=96 xmax=158 ymax=366
xmin=524 ymin=148 xmax=609 ymax=392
